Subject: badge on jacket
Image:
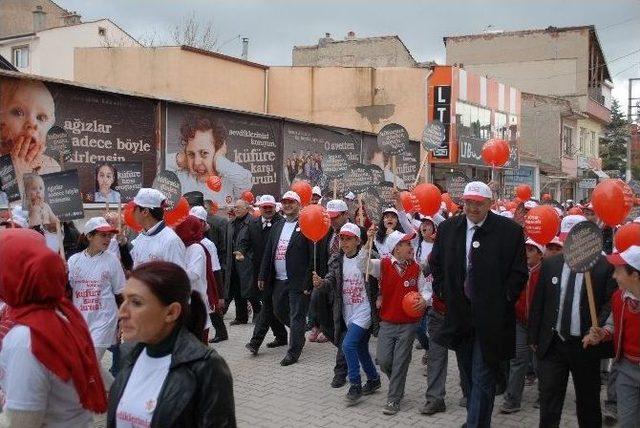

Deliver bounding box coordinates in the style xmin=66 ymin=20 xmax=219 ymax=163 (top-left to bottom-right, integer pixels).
xmin=472 ymin=241 xmax=480 ymax=249
xmin=552 ymin=276 xmax=558 ymax=285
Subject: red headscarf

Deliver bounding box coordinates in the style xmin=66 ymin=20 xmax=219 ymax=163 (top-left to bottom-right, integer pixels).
xmin=0 ymin=229 xmax=107 ymax=413
xmin=175 ymin=215 xmax=205 ymax=247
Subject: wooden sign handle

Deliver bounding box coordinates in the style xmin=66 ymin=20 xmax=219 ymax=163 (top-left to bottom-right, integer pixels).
xmin=391 ymin=156 xmax=397 ymax=191
xmin=414 ymin=152 xmax=429 ymax=187
xmin=357 ymin=194 xmax=364 ymax=227
xmin=117 ymin=201 xmax=122 ymax=230
xmin=584 ymin=271 xmax=598 ymax=328
xmin=364 ymin=236 xmax=374 ymax=281
xmin=56 ymin=219 xmax=65 ymax=260
xmin=333 ymin=179 xmax=337 ymax=200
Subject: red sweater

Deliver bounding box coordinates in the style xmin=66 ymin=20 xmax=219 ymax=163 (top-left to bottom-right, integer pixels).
xmin=515 ymin=264 xmax=541 ymax=326
xmin=608 ymin=289 xmax=640 ymax=364
xmin=379 ymin=257 xmax=422 ymax=324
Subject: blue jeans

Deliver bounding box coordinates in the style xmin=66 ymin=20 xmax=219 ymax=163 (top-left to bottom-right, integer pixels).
xmin=342 ymin=323 xmax=378 ymax=385
xmin=456 ymin=336 xmax=499 ymax=428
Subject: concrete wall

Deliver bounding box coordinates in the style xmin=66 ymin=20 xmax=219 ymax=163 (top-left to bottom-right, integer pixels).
xmin=75 ymin=47 xmax=267 ymax=113
xmin=0 ymin=0 xmax=67 ymax=38
xmin=0 ymin=20 xmax=138 ymax=80
xmin=267 ymin=66 xmax=427 ymax=140
xmin=293 ymin=36 xmax=416 ymax=67
xmin=445 ymin=29 xmax=590 ymax=99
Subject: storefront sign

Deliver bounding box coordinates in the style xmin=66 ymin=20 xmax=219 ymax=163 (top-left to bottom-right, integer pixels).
xmin=432 ymin=86 xmax=451 ymax=159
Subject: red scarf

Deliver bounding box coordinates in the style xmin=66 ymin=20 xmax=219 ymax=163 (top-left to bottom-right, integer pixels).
xmin=0 ymin=229 xmax=107 ymax=413
xmin=175 ymin=215 xmax=205 ymax=247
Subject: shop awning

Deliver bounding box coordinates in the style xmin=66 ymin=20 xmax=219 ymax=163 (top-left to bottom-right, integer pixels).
xmin=593 ymin=170 xmax=609 ymax=179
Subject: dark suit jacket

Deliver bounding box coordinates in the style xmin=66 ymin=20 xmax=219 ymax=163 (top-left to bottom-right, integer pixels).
xmin=259 ymin=217 xmax=314 ymax=293
xmin=238 ymin=213 xmax=283 ymax=292
xmin=223 ymin=214 xmax=254 ymax=299
xmin=206 ymin=214 xmax=228 ymax=271
xmin=430 ymin=211 xmax=528 ymax=363
xmin=528 ymin=253 xmax=616 ymax=359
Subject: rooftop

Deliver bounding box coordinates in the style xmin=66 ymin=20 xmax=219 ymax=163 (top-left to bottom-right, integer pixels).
xmin=443 ymin=25 xmax=595 ymax=44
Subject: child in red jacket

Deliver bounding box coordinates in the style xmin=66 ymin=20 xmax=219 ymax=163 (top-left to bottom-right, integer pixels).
xmin=583 ymin=245 xmax=640 ymax=427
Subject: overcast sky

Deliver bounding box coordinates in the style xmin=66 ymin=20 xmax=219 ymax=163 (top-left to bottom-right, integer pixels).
xmin=58 ymin=0 xmax=640 ymax=110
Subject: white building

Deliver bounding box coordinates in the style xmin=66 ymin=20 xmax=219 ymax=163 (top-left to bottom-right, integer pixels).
xmin=0 ymin=18 xmax=139 ymax=80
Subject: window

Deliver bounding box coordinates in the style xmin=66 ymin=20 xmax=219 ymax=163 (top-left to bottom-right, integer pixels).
xmin=579 ymin=127 xmax=587 ymax=154
xmin=455 ymin=101 xmax=490 ymax=139
xmin=562 ymin=125 xmax=573 ymax=156
xmin=495 ymin=112 xmax=507 ymax=138
xmin=11 ymin=46 xmax=29 ymax=68
xmin=98 ymin=27 xmax=107 ymax=37
xmin=591 ymin=131 xmax=597 ymax=156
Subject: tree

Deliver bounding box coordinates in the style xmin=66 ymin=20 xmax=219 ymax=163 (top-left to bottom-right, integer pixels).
xmin=600 ymin=99 xmax=630 ymax=178
xmin=170 ymin=12 xmax=218 ymax=52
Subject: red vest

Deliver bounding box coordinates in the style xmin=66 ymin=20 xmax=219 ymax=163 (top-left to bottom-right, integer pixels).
xmin=379 ymin=257 xmax=422 ymax=324
xmin=611 ymin=288 xmax=640 ymax=364
xmin=515 ymin=264 xmax=541 ymax=326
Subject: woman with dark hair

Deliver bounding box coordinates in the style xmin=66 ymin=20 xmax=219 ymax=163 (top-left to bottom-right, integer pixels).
xmin=0 ymin=228 xmax=107 ymax=427
xmin=373 ymin=206 xmax=414 ymax=257
xmin=414 ymin=216 xmax=437 ymax=267
xmin=94 ymin=163 xmax=121 ymax=203
xmin=108 ymin=261 xmax=236 ymax=428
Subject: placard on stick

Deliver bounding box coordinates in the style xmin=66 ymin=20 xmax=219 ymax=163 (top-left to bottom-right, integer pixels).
xmin=563 ymin=221 xmax=603 ymax=327
xmin=113 ymin=161 xmax=143 ymax=202
xmin=41 ymin=170 xmax=85 ymax=222
xmin=322 ymin=151 xmax=349 ymax=179
xmin=152 ymin=170 xmax=182 ymax=210
xmin=0 ymin=155 xmax=20 ymax=202
xmin=344 ymin=163 xmax=373 ymax=195
xmin=45 ymin=126 xmax=72 ymax=165
xmin=363 ymin=190 xmax=382 ymax=226
xmin=422 ymin=121 xmax=446 ymax=151
xmin=377 ymin=123 xmax=408 ymax=156
xmin=368 ymin=164 xmax=385 ymax=186
xmin=445 ymin=172 xmax=469 ymax=205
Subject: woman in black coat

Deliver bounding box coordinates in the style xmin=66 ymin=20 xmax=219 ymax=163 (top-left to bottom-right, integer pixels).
xmin=107 ymin=261 xmax=236 ymax=428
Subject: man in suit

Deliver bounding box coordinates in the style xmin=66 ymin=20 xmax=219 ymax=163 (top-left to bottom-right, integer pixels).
xmin=528 ymin=215 xmax=617 ymax=427
xmin=204 ymin=198 xmax=228 ymax=276
xmin=225 ymin=199 xmax=261 ymax=325
xmin=430 ymin=181 xmax=528 ymax=427
xmin=244 ymin=195 xmax=289 ymax=355
xmin=258 ymin=190 xmax=314 ymax=366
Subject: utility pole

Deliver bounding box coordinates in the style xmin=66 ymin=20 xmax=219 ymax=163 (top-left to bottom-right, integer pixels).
xmin=627 ymin=78 xmax=640 ymax=181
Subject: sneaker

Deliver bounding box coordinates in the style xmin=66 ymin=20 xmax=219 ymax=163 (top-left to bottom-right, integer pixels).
xmin=331 ymin=375 xmax=347 ymax=388
xmin=525 ymin=373 xmax=536 ymax=386
xmin=603 ymin=402 xmax=617 ymax=425
xmin=420 ymin=399 xmax=446 ymax=415
xmin=458 ymin=396 xmax=467 ymax=408
xmin=345 ymin=384 xmax=362 ymax=405
xmin=499 ymin=402 xmax=521 ymax=414
xmin=316 ymin=332 xmax=329 ymax=343
xmin=308 ymin=327 xmax=319 ymax=342
xmin=362 ymin=377 xmax=381 ymax=395
xmin=382 ymin=401 xmax=400 ymax=415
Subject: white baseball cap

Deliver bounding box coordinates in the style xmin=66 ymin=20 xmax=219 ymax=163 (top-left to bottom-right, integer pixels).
xmin=383 ymin=207 xmax=399 ymax=216
xmin=524 ymin=200 xmax=539 ymax=210
xmin=134 ymin=188 xmax=166 ymax=209
xmin=559 ymin=214 xmax=587 ymax=241
xmin=606 ymin=245 xmax=640 ymax=271
xmin=326 ymin=199 xmax=348 ymax=218
xmin=344 ymin=191 xmax=356 ymax=201
xmin=463 ymin=181 xmax=492 ymax=202
xmin=386 ymin=230 xmax=416 ymax=253
xmin=525 ymin=238 xmax=545 ymax=254
xmin=634 ymin=216 xmax=640 ymax=224
xmin=189 ymin=206 xmax=208 ymax=222
xmin=546 ymin=236 xmax=564 ymax=248
xmin=281 ymin=191 xmax=301 ymax=204
xmin=257 ymin=195 xmax=276 ymax=207
xmin=275 ymin=202 xmax=282 ymax=212
xmin=339 ymin=222 xmax=361 ymax=240
xmin=312 ymin=186 xmax=322 ymax=197
xmin=85 ymin=216 xmax=118 ymax=234
xmin=500 ymin=211 xmax=514 ymax=219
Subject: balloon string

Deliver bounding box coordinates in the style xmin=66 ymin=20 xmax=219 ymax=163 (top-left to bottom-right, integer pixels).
xmin=313 ymin=241 xmax=317 ymax=273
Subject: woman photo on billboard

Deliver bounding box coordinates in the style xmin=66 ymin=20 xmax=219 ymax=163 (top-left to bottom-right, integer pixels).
xmin=94 ymin=163 xmax=122 ymax=203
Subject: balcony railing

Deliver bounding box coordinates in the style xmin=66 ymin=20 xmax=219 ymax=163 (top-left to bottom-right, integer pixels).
xmin=588 ymin=86 xmax=606 ymax=107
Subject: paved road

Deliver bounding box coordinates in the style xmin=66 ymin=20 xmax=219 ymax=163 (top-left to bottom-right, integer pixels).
xmin=97 ymin=308 xmax=613 ymax=427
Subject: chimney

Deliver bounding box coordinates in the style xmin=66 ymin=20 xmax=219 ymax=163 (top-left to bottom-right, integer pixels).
xmin=319 ymin=32 xmax=333 ymax=47
xmin=62 ymin=11 xmax=81 ymax=26
xmin=32 ymin=6 xmax=46 ymax=32
xmin=241 ymin=37 xmax=249 ymax=60
xmin=346 ymin=31 xmax=356 ymax=40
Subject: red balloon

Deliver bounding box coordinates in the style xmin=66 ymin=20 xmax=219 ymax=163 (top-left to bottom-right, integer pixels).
xmin=208 ymin=201 xmax=219 ymax=215
xmin=123 ymin=201 xmax=142 ymax=232
xmin=441 ymin=192 xmax=457 ymax=213
xmin=413 ymin=183 xmax=442 ymax=216
xmin=614 ymin=179 xmax=635 ymax=214
xmin=241 ymin=190 xmax=255 ymax=205
xmin=400 ymin=191 xmax=418 ymax=213
xmin=164 ymin=197 xmax=190 ymax=227
xmin=542 ymin=193 xmax=552 ymax=201
xmin=614 ymin=223 xmax=640 ymax=252
xmin=250 ymin=208 xmax=260 ymax=218
xmin=592 ymin=179 xmax=631 ymax=226
xmin=481 ymin=139 xmax=510 ymax=167
xmin=525 ymin=205 xmax=561 ymax=245
xmin=206 ymin=175 xmax=222 ymax=192
xmin=515 ymin=184 xmax=532 ymax=201
xmin=299 ymin=204 xmax=330 ymax=242
xmin=291 ymin=180 xmax=313 ymax=206
xmin=567 ymin=207 xmax=583 ymax=215
xmin=402 ymin=291 xmax=425 ymax=318
xmin=506 ymin=201 xmax=518 ymax=211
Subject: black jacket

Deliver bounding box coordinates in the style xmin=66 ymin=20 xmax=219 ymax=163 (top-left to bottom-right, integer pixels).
xmin=224 ymin=214 xmax=254 ymax=299
xmin=528 ymin=253 xmax=616 ymax=359
xmin=206 ymin=214 xmax=228 ymax=271
xmin=238 ymin=213 xmax=284 ymax=291
xmin=320 ymin=248 xmax=379 ymax=342
xmin=107 ymin=327 xmax=236 ymax=428
xmin=259 ymin=217 xmax=314 ymax=293
xmin=430 ymin=211 xmax=528 ymax=363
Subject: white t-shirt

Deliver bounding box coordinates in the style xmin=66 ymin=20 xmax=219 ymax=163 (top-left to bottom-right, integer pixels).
xmin=185 ymin=244 xmax=213 ymax=328
xmin=342 ymin=251 xmax=371 ymax=329
xmin=68 ymin=250 xmax=126 ymax=347
xmin=107 ymin=236 xmax=121 ymax=260
xmin=415 ymin=241 xmax=434 ymax=265
xmin=116 ymin=349 xmax=171 ymax=428
xmin=200 ymin=238 xmax=221 ymax=272
xmin=0 ymin=326 xmax=93 ymax=427
xmin=275 ymin=221 xmax=297 ymax=281
xmin=131 ymin=222 xmax=186 ymax=269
